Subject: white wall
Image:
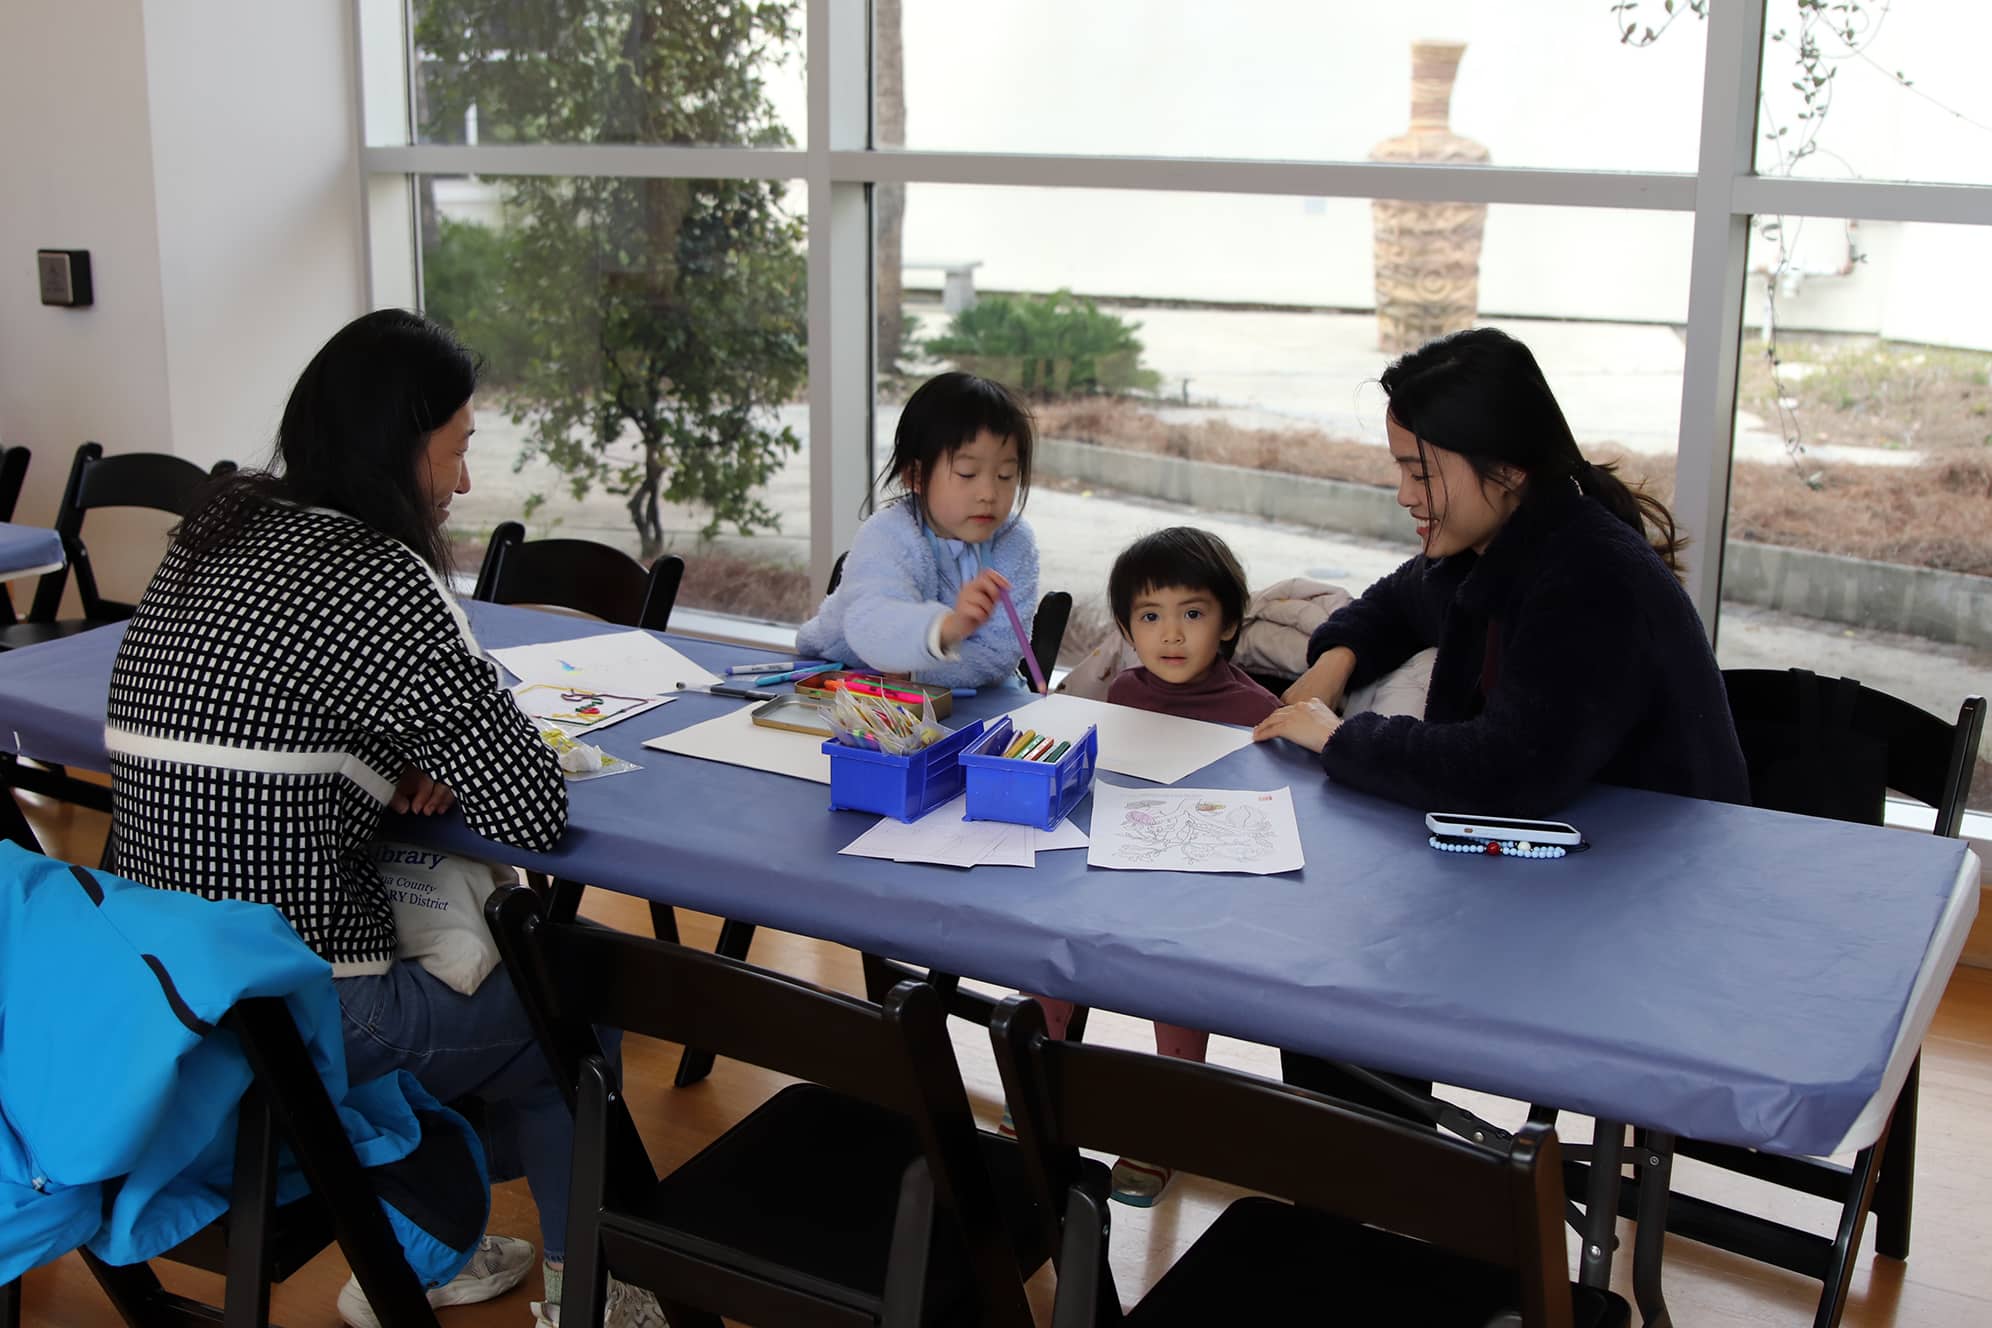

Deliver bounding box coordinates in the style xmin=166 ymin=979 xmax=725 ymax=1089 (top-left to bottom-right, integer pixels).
xmin=141 ymin=1 xmax=368 ymax=477
xmin=0 ymin=1 xmax=364 ymax=599
xmin=0 ymin=0 xmax=174 ymax=528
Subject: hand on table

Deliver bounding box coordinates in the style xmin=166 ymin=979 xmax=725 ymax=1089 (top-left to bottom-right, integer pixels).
xmin=1253 ymin=698 xmax=1342 ymax=754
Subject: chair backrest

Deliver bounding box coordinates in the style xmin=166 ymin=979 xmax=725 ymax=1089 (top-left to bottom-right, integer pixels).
xmin=472 ymin=519 xmax=683 ymax=631
xmin=28 ymin=442 xmax=234 ymax=624
xmin=990 ymin=997 xmax=1576 ymax=1328
xmin=485 ymin=884 xmax=1032 ymax=1322
xmin=1023 ymin=589 xmax=1071 ymax=686
xmin=1722 ymin=668 xmax=1986 ymax=838
xmin=0 ymin=445 xmax=27 ymax=523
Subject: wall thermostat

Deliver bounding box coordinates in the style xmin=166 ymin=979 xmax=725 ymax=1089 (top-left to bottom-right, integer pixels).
xmin=37 ymin=249 xmax=93 ymax=307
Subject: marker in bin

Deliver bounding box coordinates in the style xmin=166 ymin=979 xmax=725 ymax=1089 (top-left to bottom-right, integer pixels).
xmin=1000 ymin=730 xmax=1067 ymax=761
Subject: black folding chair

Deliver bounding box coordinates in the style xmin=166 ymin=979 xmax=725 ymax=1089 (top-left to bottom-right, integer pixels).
xmin=471 ymin=519 xmax=687 ymax=949
xmin=74 ymin=997 xmax=445 ymax=1328
xmin=485 ymin=883 xmax=1046 ymax=1328
xmin=1532 ymin=668 xmax=1984 ymax=1328
xmin=990 ymin=996 xmax=1628 ymax=1328
xmin=680 ymin=560 xmax=1082 ymax=1088
xmin=0 ymin=445 xmax=26 ymax=524
xmin=472 ymin=520 xmax=683 ymax=634
xmin=1 ymin=442 xmax=234 ymax=650
xmin=0 ymin=444 xmax=31 ymax=632
xmin=0 ymin=444 xmax=234 ymax=817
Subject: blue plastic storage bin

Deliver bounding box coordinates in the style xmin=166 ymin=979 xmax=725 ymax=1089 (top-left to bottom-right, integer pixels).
xmin=822 ymin=718 xmax=988 ymax=822
xmin=959 ymin=714 xmax=1098 ymax=831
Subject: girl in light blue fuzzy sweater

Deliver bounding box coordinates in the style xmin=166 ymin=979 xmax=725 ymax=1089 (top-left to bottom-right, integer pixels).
xmin=797 ymin=372 xmax=1040 ymax=691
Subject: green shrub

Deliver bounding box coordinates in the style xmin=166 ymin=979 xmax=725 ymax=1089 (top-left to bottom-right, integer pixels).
xmin=925 ymin=289 xmax=1161 ymax=396
xmin=423 ymin=217 xmax=536 ymax=387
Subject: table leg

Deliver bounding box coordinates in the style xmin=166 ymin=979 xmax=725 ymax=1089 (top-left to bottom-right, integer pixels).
xmin=1581 ymin=1119 xmax=1626 ymax=1289
xmin=1633 ymin=1130 xmax=1676 ymax=1327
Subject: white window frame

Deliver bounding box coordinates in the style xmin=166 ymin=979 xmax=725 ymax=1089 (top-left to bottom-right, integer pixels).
xmin=356 ymin=0 xmax=1992 ymax=636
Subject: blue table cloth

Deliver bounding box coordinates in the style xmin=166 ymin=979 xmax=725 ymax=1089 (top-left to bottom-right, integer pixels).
xmin=0 ymin=602 xmax=1975 ymax=1159
xmin=0 ymin=523 xmax=62 ymax=582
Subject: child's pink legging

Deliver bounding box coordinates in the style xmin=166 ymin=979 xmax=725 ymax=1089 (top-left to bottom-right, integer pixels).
xmin=1027 ymin=995 xmax=1209 ymax=1061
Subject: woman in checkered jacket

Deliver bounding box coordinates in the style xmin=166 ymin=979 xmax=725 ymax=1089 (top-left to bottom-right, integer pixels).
xmin=107 ymin=311 xmax=653 ymax=1327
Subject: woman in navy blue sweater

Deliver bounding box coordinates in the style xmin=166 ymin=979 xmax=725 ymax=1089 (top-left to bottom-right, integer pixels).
xmin=1255 ymin=328 xmax=1746 ymax=816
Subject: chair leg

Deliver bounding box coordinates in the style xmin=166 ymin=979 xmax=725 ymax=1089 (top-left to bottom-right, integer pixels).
xmin=647 ymin=901 xmax=680 ymax=945
xmin=79 ymin=1249 xmax=169 ymax=1326
xmin=672 ymin=919 xmax=757 ymax=1087
xmin=564 ymin=1061 xmax=613 ymax=1328
xmin=1871 ymin=1055 xmax=1918 ymax=1259
xmin=1816 ymin=1132 xmax=1889 ymax=1328
xmin=223 ymin=1083 xmax=281 ymax=1328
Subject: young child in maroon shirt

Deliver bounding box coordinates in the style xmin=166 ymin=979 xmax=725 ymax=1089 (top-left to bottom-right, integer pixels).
xmin=1025 ymin=527 xmax=1276 ymax=1208
xmin=1105 ymin=527 xmax=1281 ymax=728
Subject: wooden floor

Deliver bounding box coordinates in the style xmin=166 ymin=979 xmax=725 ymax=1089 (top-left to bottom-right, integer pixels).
xmin=14 ymin=786 xmax=1992 ymax=1327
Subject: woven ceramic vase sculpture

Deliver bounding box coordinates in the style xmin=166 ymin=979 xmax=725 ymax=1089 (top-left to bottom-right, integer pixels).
xmin=1370 ymin=40 xmax=1490 ymax=352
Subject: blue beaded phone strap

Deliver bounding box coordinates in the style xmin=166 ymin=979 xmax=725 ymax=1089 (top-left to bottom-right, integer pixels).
xmin=1428 ymin=834 xmax=1589 ymax=860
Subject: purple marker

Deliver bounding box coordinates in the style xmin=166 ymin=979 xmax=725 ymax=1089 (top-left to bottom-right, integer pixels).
xmin=998 ymin=586 xmax=1047 ymax=695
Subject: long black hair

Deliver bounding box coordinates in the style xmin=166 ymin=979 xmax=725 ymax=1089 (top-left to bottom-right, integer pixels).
xmin=877 ymin=371 xmax=1035 ymax=521
xmin=1380 ymin=327 xmax=1684 ymax=574
xmin=176 ymin=309 xmax=481 ymax=572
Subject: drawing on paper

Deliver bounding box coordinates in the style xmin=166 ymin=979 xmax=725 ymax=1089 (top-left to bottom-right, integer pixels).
xmin=1087 ymin=782 xmax=1305 ymax=875
xmin=1117 ymin=794 xmax=1279 ymax=865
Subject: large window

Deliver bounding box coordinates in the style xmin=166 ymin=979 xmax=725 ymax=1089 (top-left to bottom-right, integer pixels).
xmin=881 ymin=185 xmax=1694 ymax=662
xmin=362 ymin=0 xmax=1991 ymax=810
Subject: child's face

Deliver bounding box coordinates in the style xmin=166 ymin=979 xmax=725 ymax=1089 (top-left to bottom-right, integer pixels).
xmin=912 ymin=429 xmax=1019 ymax=544
xmin=1124 ymin=584 xmax=1235 ymax=686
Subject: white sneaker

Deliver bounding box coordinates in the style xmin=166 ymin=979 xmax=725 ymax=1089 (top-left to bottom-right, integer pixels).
xmin=337 ymin=1233 xmax=537 ymax=1328
xmin=531 ymin=1270 xmax=668 ymax=1328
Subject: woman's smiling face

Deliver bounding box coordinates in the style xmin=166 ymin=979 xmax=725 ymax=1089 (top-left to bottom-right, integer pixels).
xmin=1388 ymin=413 xmax=1521 ymax=558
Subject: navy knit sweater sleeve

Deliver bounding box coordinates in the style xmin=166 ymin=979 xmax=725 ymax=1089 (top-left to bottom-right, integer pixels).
xmin=1306 ymin=554 xmax=1459 ymax=691
xmin=1314 ymin=486 xmax=1747 ymax=817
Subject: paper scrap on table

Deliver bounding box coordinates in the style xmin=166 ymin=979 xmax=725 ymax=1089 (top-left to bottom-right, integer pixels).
xmin=535 ymin=727 xmax=643 ymax=782
xmin=513 ymin=682 xmax=669 ymax=732
xmin=1037 ymin=819 xmax=1089 ymax=852
xmin=1086 ymin=782 xmax=1304 ymax=875
xmin=642 ymin=705 xmax=831 ymax=784
xmin=996 ymin=693 xmax=1251 ymax=785
xmin=490 ymin=631 xmax=719 ymax=697
xmin=839 ymin=796 xmax=1087 ymax=868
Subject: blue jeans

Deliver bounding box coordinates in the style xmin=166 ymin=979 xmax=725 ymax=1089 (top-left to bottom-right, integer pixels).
xmin=336 ymin=960 xmax=617 ymax=1263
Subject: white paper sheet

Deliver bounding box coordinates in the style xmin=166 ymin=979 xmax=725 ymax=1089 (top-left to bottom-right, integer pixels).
xmin=512 ymin=682 xmax=670 ymax=732
xmin=837 ymin=798 xmax=1085 ymax=868
xmin=1086 ymin=782 xmax=1305 ymax=875
xmin=490 ymin=631 xmax=720 ymax=696
xmin=840 ymin=795 xmax=1016 ymax=867
xmin=997 ymin=693 xmax=1252 ymax=786
xmin=641 ymin=705 xmax=831 ymax=784
xmin=1037 ymin=819 xmax=1090 ymax=852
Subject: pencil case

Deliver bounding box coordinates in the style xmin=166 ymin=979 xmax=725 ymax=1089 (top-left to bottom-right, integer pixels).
xmin=959 ymin=715 xmax=1098 ymax=832
xmin=796 ymin=670 xmax=954 ymax=720
xmin=822 ymin=718 xmax=988 ymax=823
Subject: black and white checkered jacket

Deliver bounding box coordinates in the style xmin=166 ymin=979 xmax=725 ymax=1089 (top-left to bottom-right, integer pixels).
xmin=107 ymin=502 xmax=567 ymax=974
